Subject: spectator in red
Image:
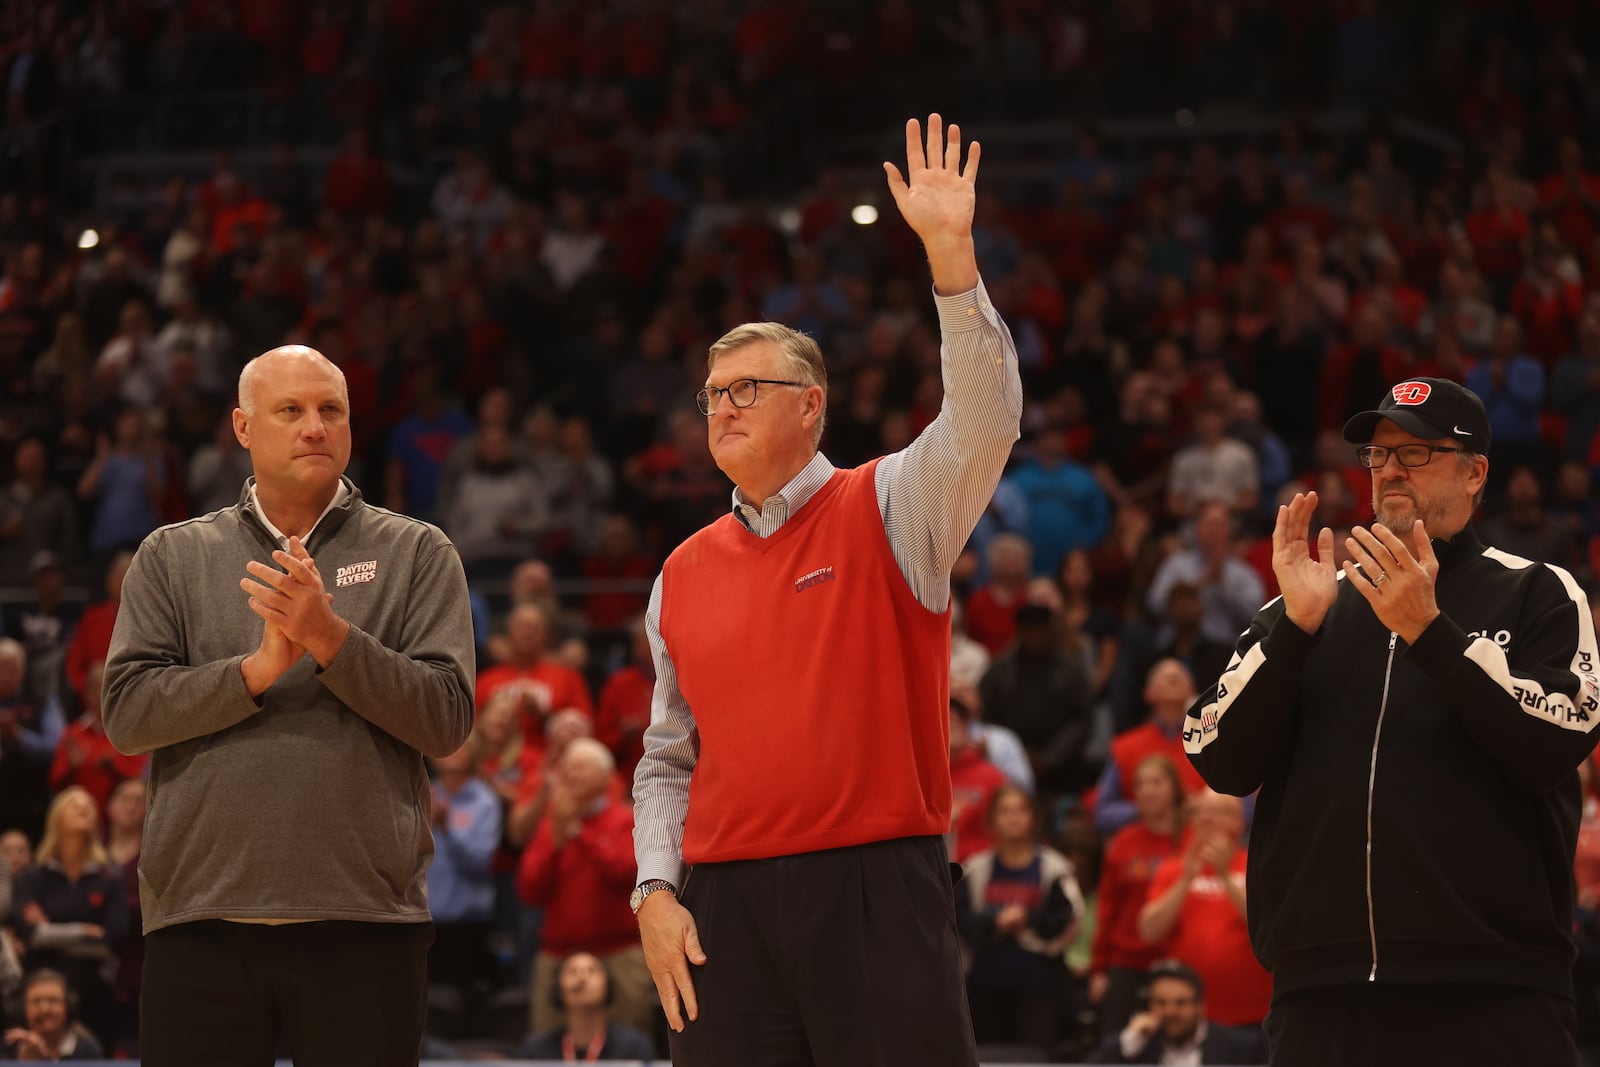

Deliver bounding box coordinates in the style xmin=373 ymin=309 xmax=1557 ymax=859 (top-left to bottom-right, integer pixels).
xmin=1138 ymin=789 xmax=1272 ymax=1034
xmin=1090 ymin=755 xmax=1191 ymax=1043
xmin=595 ymin=615 xmax=652 ymax=786
xmin=516 ymin=738 xmax=655 ymax=1040
xmin=49 ymin=662 xmax=146 ymax=813
xmin=581 ymin=516 xmax=654 ymax=633
xmin=1509 ymin=238 xmax=1585 ymax=365
xmin=1318 ymin=303 xmax=1411 ymax=433
xmin=949 ymin=699 xmax=1008 ymax=863
xmin=1349 ymin=252 xmax=1426 ymax=337
xmin=64 ymin=552 xmax=132 ymax=701
xmin=1537 ymin=136 xmax=1600 ymax=252
xmin=1466 ymin=170 xmax=1531 ymax=299
xmin=1269 ymin=173 xmax=1335 ymax=255
xmin=475 ymin=603 xmax=594 ymax=750
xmin=965 ymin=533 xmax=1031 ymax=656
xmin=1094 ymin=660 xmax=1209 ymax=837
xmin=322 ymin=129 xmax=390 ymax=220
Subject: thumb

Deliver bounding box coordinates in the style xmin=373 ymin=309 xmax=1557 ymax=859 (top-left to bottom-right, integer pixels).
xmin=1316 ymin=526 xmax=1335 ymax=571
xmin=684 ymin=924 xmax=707 ymax=965
xmin=883 ymin=162 xmax=909 ymax=206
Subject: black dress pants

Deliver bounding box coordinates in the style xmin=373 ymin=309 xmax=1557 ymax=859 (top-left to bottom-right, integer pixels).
xmin=1266 ymin=982 xmax=1578 ymax=1067
xmin=140 ymin=919 xmax=433 ymax=1067
xmin=668 ymin=835 xmax=979 ymax=1067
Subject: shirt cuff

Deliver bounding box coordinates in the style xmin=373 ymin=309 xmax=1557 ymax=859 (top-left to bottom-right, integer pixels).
xmin=636 ymin=851 xmax=686 ymax=892
xmin=1404 ymin=612 xmax=1471 ymax=680
xmin=931 ymin=277 xmax=997 ymax=333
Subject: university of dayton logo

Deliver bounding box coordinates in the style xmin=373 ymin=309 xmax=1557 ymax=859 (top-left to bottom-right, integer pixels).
xmin=334 ymin=560 xmax=378 ymax=587
xmin=1391 ymin=381 xmax=1432 ymax=405
xmin=793 ymin=565 xmax=836 ymax=593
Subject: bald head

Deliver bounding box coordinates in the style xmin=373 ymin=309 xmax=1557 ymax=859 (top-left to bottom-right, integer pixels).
xmin=238 ymin=346 xmax=348 ymax=418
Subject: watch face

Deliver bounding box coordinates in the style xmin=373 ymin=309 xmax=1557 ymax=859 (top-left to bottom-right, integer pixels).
xmin=629 ymin=886 xmax=644 ymax=912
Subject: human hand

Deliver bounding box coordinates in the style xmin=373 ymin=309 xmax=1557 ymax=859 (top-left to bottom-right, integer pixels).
xmin=638 ymin=890 xmax=706 ymax=1032
xmin=20 ymin=902 xmax=46 ymax=926
xmin=1127 ymin=1010 xmax=1160 ymax=1039
xmin=241 ymin=619 xmax=307 ymax=698
xmin=883 ymin=114 xmax=981 ymax=289
xmin=1198 ymin=833 xmax=1236 ymax=874
xmin=1273 ymin=491 xmax=1338 ymax=634
xmin=1343 ymin=521 xmax=1440 ymax=644
xmin=996 ymin=903 xmax=1029 ymax=935
xmin=5 ymin=1028 xmax=50 ymax=1060
xmin=81 ymin=923 xmax=105 ymax=940
xmin=1088 ymin=972 xmax=1109 ymax=1004
xmin=242 ymin=537 xmax=348 ymax=665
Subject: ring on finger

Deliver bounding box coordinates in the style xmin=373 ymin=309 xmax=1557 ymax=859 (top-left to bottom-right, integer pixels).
xmin=1373 ymin=571 xmax=1389 ymax=585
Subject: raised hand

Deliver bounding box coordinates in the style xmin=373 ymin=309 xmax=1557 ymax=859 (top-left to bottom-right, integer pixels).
xmin=1343 ymin=520 xmax=1441 ymax=644
xmin=1273 ymin=491 xmax=1338 ymax=635
xmin=883 ymin=114 xmax=980 ymax=293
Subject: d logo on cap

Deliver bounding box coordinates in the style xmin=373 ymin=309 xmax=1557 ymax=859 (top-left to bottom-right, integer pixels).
xmin=1391 ymin=381 xmax=1432 ymax=406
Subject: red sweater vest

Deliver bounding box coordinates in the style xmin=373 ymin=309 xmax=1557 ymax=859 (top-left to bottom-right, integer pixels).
xmin=660 ymin=462 xmax=952 ymax=864
xmin=1110 ymin=722 xmax=1208 ymax=801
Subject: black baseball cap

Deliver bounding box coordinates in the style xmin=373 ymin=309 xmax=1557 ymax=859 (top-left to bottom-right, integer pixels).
xmin=1342 ymin=377 xmax=1492 ymax=455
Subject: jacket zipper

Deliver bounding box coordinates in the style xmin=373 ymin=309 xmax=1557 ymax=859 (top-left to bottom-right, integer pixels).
xmin=1366 ymin=630 xmax=1399 ymax=981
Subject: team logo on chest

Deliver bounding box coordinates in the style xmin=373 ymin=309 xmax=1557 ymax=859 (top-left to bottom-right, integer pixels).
xmin=335 ymin=560 xmax=379 ymax=587
xmin=793 ymin=565 xmax=837 ymax=593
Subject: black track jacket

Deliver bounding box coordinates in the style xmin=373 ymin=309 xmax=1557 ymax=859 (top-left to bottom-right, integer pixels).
xmin=1185 ymin=525 xmax=1600 ymax=999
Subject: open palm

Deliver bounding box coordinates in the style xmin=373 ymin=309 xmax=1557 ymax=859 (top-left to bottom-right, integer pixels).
xmin=884 ymin=114 xmax=980 ymax=246
xmin=1273 ymin=491 xmax=1338 ymax=633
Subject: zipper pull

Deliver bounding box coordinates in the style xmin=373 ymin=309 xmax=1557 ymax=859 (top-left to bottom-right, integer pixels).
xmin=1388 ymin=631 xmax=1397 ymax=651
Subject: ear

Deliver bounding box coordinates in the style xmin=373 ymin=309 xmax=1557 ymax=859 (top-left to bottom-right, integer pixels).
xmin=801 ymin=385 xmax=825 ymax=428
xmin=1468 ymin=454 xmax=1489 ymax=498
xmin=232 ymin=408 xmax=250 ymax=449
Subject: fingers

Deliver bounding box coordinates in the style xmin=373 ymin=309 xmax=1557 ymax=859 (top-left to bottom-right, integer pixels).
xmin=1341 ymin=561 xmax=1380 ymax=605
xmin=240 ymin=576 xmax=283 ymax=604
xmin=1316 ymin=526 xmax=1336 ymax=573
xmin=245 ymin=560 xmax=294 ymax=591
xmin=1411 ymin=520 xmax=1438 ymax=569
xmin=685 ymin=922 xmax=707 ymax=966
xmin=1366 ymin=523 xmax=1418 ymax=568
xmin=674 ymin=958 xmax=700 ymax=1024
xmin=272 ymin=549 xmax=319 ymax=585
xmin=882 ymin=161 xmax=909 ymax=206
xmin=964 ymin=139 xmax=981 ymax=182
xmin=1343 ymin=532 xmax=1386 ymax=586
xmin=944 ymin=122 xmax=962 ymax=172
xmin=1348 ymin=526 xmax=1398 ymax=572
xmin=925 ymin=113 xmax=943 ymax=173
xmin=904 ymin=117 xmax=924 ymax=174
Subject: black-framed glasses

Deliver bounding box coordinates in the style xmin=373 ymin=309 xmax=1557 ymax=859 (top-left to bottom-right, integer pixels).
xmin=1355 ymin=444 xmax=1466 ymax=469
xmin=696 ymin=378 xmax=806 ymax=415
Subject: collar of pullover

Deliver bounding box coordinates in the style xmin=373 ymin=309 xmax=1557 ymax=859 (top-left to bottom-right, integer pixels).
xmin=1431 ymin=523 xmax=1484 ymax=575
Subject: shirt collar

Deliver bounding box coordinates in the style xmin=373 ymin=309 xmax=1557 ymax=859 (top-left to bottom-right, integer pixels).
xmin=247 ymin=479 xmax=350 ymax=549
xmin=730 ymin=452 xmax=836 ymax=531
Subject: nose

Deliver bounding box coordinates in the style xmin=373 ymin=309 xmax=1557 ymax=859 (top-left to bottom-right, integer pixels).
xmin=1376 ymin=451 xmax=1409 ymax=478
xmin=302 ymin=412 xmax=327 ymax=440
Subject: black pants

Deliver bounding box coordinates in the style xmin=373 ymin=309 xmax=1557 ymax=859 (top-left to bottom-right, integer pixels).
xmin=668 ymin=835 xmax=978 ymax=1067
xmin=1266 ymin=983 xmax=1578 ymax=1067
xmin=141 ymin=919 xmax=433 ymax=1067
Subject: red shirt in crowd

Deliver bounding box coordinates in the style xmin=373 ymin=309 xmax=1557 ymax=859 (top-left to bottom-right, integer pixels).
xmin=1510 ymin=276 xmax=1585 ymax=365
xmin=595 ymin=664 xmax=652 ymax=785
xmin=1092 ymin=822 xmax=1192 ymax=974
xmin=1108 ymin=724 xmax=1209 ymax=804
xmin=965 ymin=581 xmax=1026 ymax=657
xmin=49 ymin=720 xmax=147 ymax=812
xmin=475 ymin=661 xmax=595 ymax=750
xmin=950 ymin=746 xmax=1007 ymax=863
xmin=516 ymin=801 xmax=638 ymax=957
xmin=65 ymin=601 xmax=118 ymax=701
xmin=1146 ymin=850 xmax=1274 ymax=1026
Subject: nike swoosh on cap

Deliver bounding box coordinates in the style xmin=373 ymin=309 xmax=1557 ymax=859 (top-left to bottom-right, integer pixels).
xmin=1453 ymin=425 xmax=1472 ymax=435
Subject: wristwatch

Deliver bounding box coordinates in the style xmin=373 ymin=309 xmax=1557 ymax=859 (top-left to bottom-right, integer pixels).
xmin=630 ymin=879 xmax=676 ymax=914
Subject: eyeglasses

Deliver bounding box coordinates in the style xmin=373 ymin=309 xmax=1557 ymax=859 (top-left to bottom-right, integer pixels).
xmin=1355 ymin=444 xmax=1465 ymax=469
xmin=696 ymin=378 xmax=806 ymax=416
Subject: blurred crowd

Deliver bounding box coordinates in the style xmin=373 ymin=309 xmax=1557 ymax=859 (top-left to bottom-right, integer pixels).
xmin=3 ymin=0 xmax=1600 ymax=1062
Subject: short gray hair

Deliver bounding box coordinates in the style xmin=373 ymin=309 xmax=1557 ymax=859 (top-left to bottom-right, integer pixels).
xmin=1458 ymin=450 xmax=1487 ymax=507
xmin=237 ymin=346 xmax=349 ymax=417
xmin=706 ymin=322 xmax=828 ymax=446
